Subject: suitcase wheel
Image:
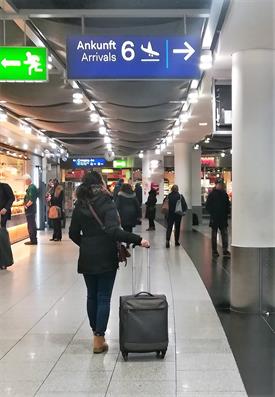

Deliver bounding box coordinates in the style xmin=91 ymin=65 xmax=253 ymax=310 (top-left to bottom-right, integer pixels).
xmin=156 ymin=349 xmax=166 ymax=359
xmin=122 ymin=351 xmax=128 ymax=361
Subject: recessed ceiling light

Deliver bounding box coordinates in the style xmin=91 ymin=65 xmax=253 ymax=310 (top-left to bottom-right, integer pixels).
xmin=199 ymin=122 xmax=208 ymax=126
xmin=167 ymin=152 xmax=172 ymax=155
xmin=191 ymin=80 xmax=199 ymax=89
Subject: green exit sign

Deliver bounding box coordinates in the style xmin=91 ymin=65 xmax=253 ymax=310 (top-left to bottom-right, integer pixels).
xmin=0 ymin=47 xmax=48 ymax=82
xmin=113 ymin=159 xmax=127 ymax=168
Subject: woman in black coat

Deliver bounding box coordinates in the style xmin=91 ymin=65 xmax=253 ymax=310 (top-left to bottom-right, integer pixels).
xmin=145 ymin=189 xmax=157 ymax=231
xmin=69 ymin=171 xmax=149 ymax=354
xmin=166 ymin=185 xmax=187 ymax=248
xmin=116 ymin=183 xmax=140 ymax=234
xmin=49 ymin=184 xmax=64 ymax=241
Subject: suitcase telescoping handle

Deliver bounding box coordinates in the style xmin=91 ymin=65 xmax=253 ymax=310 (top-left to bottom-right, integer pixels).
xmin=132 ymin=246 xmax=150 ymax=295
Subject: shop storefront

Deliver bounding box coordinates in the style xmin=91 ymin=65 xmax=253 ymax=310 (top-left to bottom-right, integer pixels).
xmin=0 ymin=150 xmax=28 ymax=243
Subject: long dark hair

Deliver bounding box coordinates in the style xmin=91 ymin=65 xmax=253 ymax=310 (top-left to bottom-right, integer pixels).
xmin=76 ymin=171 xmax=104 ymax=203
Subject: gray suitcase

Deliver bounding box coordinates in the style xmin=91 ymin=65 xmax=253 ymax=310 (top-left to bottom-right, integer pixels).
xmin=119 ymin=248 xmax=168 ymax=361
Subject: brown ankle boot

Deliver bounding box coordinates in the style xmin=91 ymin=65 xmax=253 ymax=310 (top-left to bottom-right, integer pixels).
xmin=93 ymin=335 xmax=108 ymax=354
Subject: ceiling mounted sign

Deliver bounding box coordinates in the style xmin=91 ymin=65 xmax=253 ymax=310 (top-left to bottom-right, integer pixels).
xmin=66 ymin=36 xmax=201 ymax=80
xmin=0 ymin=47 xmax=48 ymax=82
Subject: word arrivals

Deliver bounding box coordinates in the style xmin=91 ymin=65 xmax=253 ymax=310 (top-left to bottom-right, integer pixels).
xmin=81 ymin=52 xmax=116 ymax=62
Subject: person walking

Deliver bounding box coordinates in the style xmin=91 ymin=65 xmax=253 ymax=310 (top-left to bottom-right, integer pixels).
xmin=23 ymin=174 xmax=38 ymax=246
xmin=206 ymin=179 xmax=231 ymax=258
xmin=145 ymin=189 xmax=157 ymax=231
xmin=166 ymin=185 xmax=187 ymax=248
xmin=116 ymin=183 xmax=140 ymax=235
xmin=49 ymin=183 xmax=64 ymax=241
xmin=134 ymin=182 xmax=143 ymax=224
xmin=0 ymin=182 xmax=15 ymax=228
xmin=69 ymin=171 xmax=149 ymax=354
xmin=112 ymin=178 xmax=124 ymax=202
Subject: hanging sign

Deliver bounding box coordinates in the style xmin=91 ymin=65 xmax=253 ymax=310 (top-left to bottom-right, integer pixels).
xmin=66 ymin=35 xmax=201 ymax=80
xmin=0 ymin=47 xmax=48 ymax=82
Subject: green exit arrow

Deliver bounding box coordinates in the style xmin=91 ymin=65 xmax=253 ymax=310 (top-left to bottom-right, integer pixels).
xmin=1 ymin=59 xmax=22 ymax=68
xmin=0 ymin=46 xmax=48 ymax=82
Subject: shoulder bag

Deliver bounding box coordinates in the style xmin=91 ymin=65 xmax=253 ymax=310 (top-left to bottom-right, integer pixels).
xmin=87 ymin=201 xmax=131 ymax=265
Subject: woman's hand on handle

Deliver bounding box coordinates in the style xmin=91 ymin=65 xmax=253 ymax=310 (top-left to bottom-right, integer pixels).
xmin=141 ymin=239 xmax=150 ymax=248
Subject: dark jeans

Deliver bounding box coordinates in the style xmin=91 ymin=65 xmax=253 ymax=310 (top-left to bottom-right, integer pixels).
xmin=148 ymin=217 xmax=155 ymax=229
xmin=0 ymin=214 xmax=8 ymax=228
xmin=211 ymin=226 xmax=228 ymax=252
xmin=84 ymin=270 xmax=117 ymax=336
xmin=26 ymin=212 xmax=37 ymax=243
xmin=166 ymin=214 xmax=181 ymax=243
xmin=52 ymin=218 xmax=62 ymax=240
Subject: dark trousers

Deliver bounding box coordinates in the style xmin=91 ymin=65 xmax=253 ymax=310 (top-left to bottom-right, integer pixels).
xmin=166 ymin=214 xmax=181 ymax=243
xmin=84 ymin=270 xmax=117 ymax=336
xmin=211 ymin=226 xmax=228 ymax=252
xmin=148 ymin=216 xmax=155 ymax=229
xmin=0 ymin=214 xmax=8 ymax=228
xmin=26 ymin=212 xmax=37 ymax=243
xmin=52 ymin=218 xmax=62 ymax=240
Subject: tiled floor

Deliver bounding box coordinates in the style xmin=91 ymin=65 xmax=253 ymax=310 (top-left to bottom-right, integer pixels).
xmin=0 ymin=222 xmax=247 ymax=397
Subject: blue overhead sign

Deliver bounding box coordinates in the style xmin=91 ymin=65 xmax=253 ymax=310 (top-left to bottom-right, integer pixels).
xmin=66 ymin=36 xmax=201 ymax=80
xmin=72 ymin=158 xmax=106 ymax=167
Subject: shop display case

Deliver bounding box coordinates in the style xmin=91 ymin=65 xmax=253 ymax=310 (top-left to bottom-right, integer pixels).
xmin=0 ymin=153 xmax=28 ymax=243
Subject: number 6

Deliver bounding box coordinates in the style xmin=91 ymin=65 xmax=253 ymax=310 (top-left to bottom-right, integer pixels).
xmin=121 ymin=41 xmax=135 ymax=61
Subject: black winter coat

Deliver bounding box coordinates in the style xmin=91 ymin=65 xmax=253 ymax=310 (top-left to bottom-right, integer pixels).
xmin=134 ymin=185 xmax=143 ymax=206
xmin=69 ymin=188 xmax=142 ymax=275
xmin=0 ymin=183 xmax=15 ymax=220
xmin=167 ymin=191 xmax=187 ymax=218
xmin=206 ymin=188 xmax=231 ymax=228
xmin=50 ymin=189 xmax=64 ymax=215
xmin=145 ymin=192 xmax=157 ymax=219
xmin=116 ymin=192 xmax=139 ymax=227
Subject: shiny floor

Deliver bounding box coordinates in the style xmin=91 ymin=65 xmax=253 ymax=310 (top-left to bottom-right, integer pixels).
xmin=0 ymin=223 xmax=247 ymax=397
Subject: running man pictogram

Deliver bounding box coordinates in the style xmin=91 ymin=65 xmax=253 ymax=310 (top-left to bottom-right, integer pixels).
xmin=23 ymin=51 xmax=43 ymax=76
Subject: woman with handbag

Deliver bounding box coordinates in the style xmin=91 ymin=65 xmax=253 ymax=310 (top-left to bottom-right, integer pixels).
xmin=166 ymin=185 xmax=187 ymax=248
xmin=49 ymin=183 xmax=64 ymax=242
xmin=69 ymin=171 xmax=150 ymax=354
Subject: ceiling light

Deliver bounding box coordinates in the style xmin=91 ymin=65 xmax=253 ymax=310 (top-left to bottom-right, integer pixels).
xmin=160 ymin=142 xmax=166 ymax=151
xmin=200 ymin=50 xmax=213 ymax=70
xmin=47 ymin=63 xmax=53 ymax=70
xmin=73 ymin=92 xmax=83 ymax=100
xmin=90 ymin=102 xmax=96 ymax=111
xmin=188 ymin=89 xmax=199 ymax=103
xmin=179 ymin=112 xmax=189 ymax=123
xmin=174 ymin=119 xmax=180 ymax=127
xmin=138 ymin=152 xmax=144 ymax=159
xmin=155 ymin=148 xmax=161 ymax=155
xmin=199 ymin=122 xmax=208 ymax=126
xmin=173 ymin=126 xmax=180 ymax=136
xmin=50 ymin=141 xmax=57 ymax=149
xmin=99 ymin=118 xmax=105 ymax=126
xmin=90 ymin=113 xmax=99 ymax=122
xmin=191 ymin=80 xmax=199 ymax=89
xmin=40 ymin=135 xmax=47 ymax=143
xmin=194 ymin=144 xmax=200 ymax=150
xmin=182 ymin=102 xmax=189 ymax=112
xmin=204 ymin=137 xmax=210 ymax=143
xmin=167 ymin=152 xmax=172 ymax=155
xmin=106 ymin=143 xmax=112 ymax=150
xmin=22 ymin=143 xmax=28 ymax=150
xmin=230 ymin=149 xmax=232 ymax=154
xmin=73 ymin=98 xmax=83 ymax=104
xmin=221 ymin=152 xmax=226 ymax=158
xmin=0 ymin=112 xmax=8 ymax=121
xmin=166 ymin=135 xmax=173 ymax=144
xmin=99 ymin=126 xmax=107 ymax=135
xmin=104 ymin=136 xmax=111 ymax=144
xmin=48 ymin=55 xmax=53 ymax=63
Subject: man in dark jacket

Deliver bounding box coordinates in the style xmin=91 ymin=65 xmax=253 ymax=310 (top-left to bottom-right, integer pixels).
xmin=166 ymin=185 xmax=187 ymax=248
xmin=206 ymin=179 xmax=231 ymax=257
xmin=112 ymin=178 xmax=124 ymax=202
xmin=134 ymin=183 xmax=143 ymax=224
xmin=0 ymin=182 xmax=15 ymax=228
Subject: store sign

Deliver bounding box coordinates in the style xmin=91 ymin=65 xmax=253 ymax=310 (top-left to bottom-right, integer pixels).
xmin=66 ymin=35 xmax=201 ymax=79
xmin=113 ymin=159 xmax=127 ymax=168
xmin=201 ymin=157 xmax=216 ymax=167
xmin=0 ymin=47 xmax=48 ymax=82
xmin=72 ymin=158 xmax=106 ymax=167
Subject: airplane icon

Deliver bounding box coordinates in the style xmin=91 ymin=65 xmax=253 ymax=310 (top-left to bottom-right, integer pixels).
xmin=141 ymin=41 xmax=160 ymax=62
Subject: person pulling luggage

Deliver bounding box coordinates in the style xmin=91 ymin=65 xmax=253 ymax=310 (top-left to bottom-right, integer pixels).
xmin=69 ymin=171 xmax=149 ymax=354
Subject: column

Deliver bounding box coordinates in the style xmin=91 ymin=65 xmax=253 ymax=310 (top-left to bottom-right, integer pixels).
xmin=142 ymin=151 xmax=164 ymax=205
xmin=231 ymin=49 xmax=275 ymax=313
xmin=174 ymin=142 xmax=192 ymax=231
xmin=191 ymin=147 xmax=202 ymax=224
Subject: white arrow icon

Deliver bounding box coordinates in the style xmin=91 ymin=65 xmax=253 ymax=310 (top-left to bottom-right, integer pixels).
xmin=173 ymin=41 xmax=195 ymax=61
xmin=1 ymin=58 xmax=22 ymax=68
